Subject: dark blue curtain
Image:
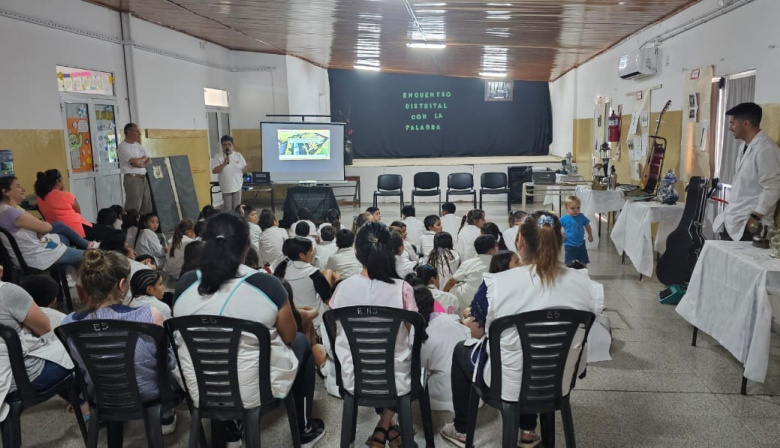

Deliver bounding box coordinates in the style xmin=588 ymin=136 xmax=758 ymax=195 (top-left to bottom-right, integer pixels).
xmin=329 ymin=69 xmax=552 ymax=159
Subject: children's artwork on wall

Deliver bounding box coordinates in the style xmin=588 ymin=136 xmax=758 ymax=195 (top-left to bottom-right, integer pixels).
xmin=0 ymin=150 xmax=14 ymax=177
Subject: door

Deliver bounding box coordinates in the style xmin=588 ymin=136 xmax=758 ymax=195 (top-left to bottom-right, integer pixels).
xmin=60 ymin=95 xmax=123 ymax=222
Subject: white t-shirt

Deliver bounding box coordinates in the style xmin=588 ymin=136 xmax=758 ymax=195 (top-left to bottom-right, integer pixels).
xmin=450 ymin=253 xmax=491 ymax=310
xmin=173 ymin=266 xmax=298 ymax=406
xmin=210 ymin=151 xmax=247 ymax=194
xmin=403 ymin=216 xmax=425 ymax=249
xmin=258 ymin=226 xmax=288 ymax=270
xmin=440 ymin=214 xmax=461 ymax=243
xmin=456 ymin=224 xmax=482 ymax=261
xmin=0 ymin=204 xmax=66 ymax=271
xmin=117 ymin=141 xmax=149 ymax=175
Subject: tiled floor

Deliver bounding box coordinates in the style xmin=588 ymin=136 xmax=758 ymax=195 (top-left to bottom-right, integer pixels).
xmin=19 ymin=201 xmax=780 ymax=447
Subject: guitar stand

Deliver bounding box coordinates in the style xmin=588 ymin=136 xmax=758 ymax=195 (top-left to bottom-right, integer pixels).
xmin=692 ymin=326 xmax=749 ymax=395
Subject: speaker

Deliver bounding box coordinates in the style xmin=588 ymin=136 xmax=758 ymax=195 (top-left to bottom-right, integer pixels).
xmin=508 ymin=166 xmax=533 ymax=204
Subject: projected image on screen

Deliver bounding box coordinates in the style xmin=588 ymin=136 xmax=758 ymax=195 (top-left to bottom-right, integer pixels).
xmin=278 ymin=130 xmax=331 ymax=160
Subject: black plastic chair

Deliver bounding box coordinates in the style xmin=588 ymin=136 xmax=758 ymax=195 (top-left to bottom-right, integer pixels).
xmin=373 ymin=174 xmax=404 ymax=216
xmin=479 ymin=172 xmax=511 ymax=212
xmin=0 ymin=226 xmax=74 ymax=311
xmin=464 ymin=309 xmax=595 ymax=448
xmin=0 ymin=324 xmax=87 ymax=448
xmin=165 ymin=315 xmax=301 ymax=448
xmin=55 ymin=320 xmax=181 ymax=448
xmin=323 ymin=306 xmax=435 ymax=448
xmin=411 ymin=172 xmax=441 ymax=210
xmin=446 ymin=173 xmax=476 ymax=208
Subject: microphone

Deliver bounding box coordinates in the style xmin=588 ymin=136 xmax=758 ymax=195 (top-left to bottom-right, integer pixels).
xmin=224 ymin=150 xmax=230 ymax=164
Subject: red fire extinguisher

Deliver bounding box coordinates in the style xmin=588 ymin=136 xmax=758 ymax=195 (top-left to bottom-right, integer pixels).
xmin=607 ymin=111 xmax=620 ymax=143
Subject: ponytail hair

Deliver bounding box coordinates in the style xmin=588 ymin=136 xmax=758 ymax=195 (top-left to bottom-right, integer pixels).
xmin=170 ymin=218 xmax=195 ymax=258
xmin=482 ymin=222 xmax=507 ymax=251
xmin=78 ymin=249 xmax=130 ymax=310
xmin=459 ymin=209 xmax=485 ymax=231
xmin=198 ymin=212 xmax=249 ymax=295
xmin=354 ymin=222 xmax=398 ymax=284
xmin=34 ymin=169 xmax=60 ymax=199
xmin=406 ymin=264 xmax=437 ymax=286
xmin=411 ymin=285 xmax=432 ymax=341
xmin=519 ymin=211 xmax=563 ymax=287
xmin=273 ymin=237 xmax=314 ymax=279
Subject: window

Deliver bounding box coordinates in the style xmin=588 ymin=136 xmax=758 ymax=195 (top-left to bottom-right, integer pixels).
xmin=713 ymin=70 xmax=756 ymax=185
xmin=204 ymin=88 xmax=229 ymax=108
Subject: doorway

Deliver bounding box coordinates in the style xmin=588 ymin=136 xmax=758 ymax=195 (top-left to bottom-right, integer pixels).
xmin=60 ymin=95 xmax=123 ymax=222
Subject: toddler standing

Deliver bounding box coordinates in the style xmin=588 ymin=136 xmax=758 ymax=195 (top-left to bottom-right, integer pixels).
xmin=561 ymin=196 xmax=593 ymax=265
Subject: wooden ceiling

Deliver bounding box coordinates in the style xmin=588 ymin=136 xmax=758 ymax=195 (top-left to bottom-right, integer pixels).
xmin=85 ymin=0 xmax=701 ymax=81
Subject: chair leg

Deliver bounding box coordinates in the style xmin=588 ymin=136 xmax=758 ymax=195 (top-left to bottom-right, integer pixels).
xmin=86 ymin=408 xmax=100 ymax=448
xmin=1 ymin=402 xmax=22 ymax=448
xmin=464 ymin=386 xmax=480 ymax=448
xmin=243 ymin=408 xmax=262 ymax=448
xmin=479 ymin=191 xmax=483 ymax=209
xmin=212 ymin=420 xmax=227 ymax=448
xmin=187 ymin=407 xmax=202 ymax=448
xmin=396 ymin=395 xmax=415 ymax=448
xmin=561 ymin=396 xmax=576 ymax=448
xmin=67 ymin=382 xmax=88 ymax=444
xmin=340 ymin=396 xmax=358 ymax=448
xmin=143 ymin=405 xmax=164 ymax=448
xmin=284 ymin=394 xmax=301 ymax=448
xmin=500 ymin=403 xmax=520 ymax=448
xmin=540 ymin=412 xmax=556 ymax=448
xmin=59 ymin=268 xmax=74 ymax=311
xmin=106 ymin=421 xmax=124 ymax=448
xmin=373 ymin=193 xmax=378 ymax=209
xmin=418 ymin=388 xmax=435 ymax=448
xmin=438 ymin=193 xmax=441 ymax=212
xmin=400 ymin=192 xmax=404 ymax=216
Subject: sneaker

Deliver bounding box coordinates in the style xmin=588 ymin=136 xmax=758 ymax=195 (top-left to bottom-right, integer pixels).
xmin=301 ymin=418 xmax=326 ymax=448
xmin=161 ymin=412 xmax=177 ymax=435
xmin=519 ymin=429 xmax=540 ymax=448
xmin=440 ymin=423 xmax=467 ymax=448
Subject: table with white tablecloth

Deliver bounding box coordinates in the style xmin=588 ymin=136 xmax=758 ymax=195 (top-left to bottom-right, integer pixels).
xmin=676 ymin=241 xmax=779 ymax=387
xmin=610 ymin=200 xmax=685 ymax=278
xmin=575 ymin=187 xmax=624 ymax=247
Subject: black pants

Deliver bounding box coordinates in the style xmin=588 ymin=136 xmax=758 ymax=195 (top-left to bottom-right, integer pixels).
xmin=720 ymin=230 xmax=752 ymax=241
xmin=451 ymin=341 xmax=536 ymax=433
xmin=224 ymin=332 xmax=316 ymax=441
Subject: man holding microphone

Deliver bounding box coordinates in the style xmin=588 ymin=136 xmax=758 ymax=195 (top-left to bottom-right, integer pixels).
xmin=210 ymin=135 xmax=253 ymax=210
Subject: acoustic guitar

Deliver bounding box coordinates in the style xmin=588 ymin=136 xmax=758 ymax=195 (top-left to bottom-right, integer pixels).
xmin=656 ymin=176 xmax=718 ymax=286
xmin=638 ymin=100 xmax=672 ymax=193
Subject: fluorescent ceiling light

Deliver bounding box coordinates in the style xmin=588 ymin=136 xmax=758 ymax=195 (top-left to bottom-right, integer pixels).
xmin=415 ymin=2 xmax=447 ymax=6
xmin=479 ymin=71 xmax=507 ymax=78
xmin=487 ymin=2 xmax=512 ymax=5
xmin=406 ymin=42 xmax=447 ymax=49
xmin=487 ymin=15 xmax=511 ymax=19
xmin=354 ymin=64 xmax=381 ymax=71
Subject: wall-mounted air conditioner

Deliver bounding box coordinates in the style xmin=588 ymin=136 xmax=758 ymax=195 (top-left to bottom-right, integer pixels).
xmin=618 ymin=48 xmax=658 ymax=80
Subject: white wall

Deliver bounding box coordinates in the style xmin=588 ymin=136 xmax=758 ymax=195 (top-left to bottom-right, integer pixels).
xmin=551 ymin=0 xmax=780 ymax=122
xmin=231 ymin=51 xmax=289 ymax=128
xmin=549 ymin=69 xmax=577 ymax=156
xmin=286 ymin=56 xmax=331 ymax=118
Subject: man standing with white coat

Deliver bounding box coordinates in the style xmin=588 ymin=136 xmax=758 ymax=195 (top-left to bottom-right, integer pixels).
xmin=713 ymin=103 xmax=780 ymax=241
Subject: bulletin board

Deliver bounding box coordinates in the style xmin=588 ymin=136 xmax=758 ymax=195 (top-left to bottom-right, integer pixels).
xmin=680 ymin=66 xmax=714 ymax=180
xmin=66 ymin=117 xmax=93 ymax=173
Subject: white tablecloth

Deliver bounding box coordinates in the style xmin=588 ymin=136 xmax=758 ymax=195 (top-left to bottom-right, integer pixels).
xmin=676 ymin=241 xmax=780 ymax=382
xmin=575 ymin=186 xmax=625 ymax=248
xmin=610 ymin=200 xmax=685 ymax=277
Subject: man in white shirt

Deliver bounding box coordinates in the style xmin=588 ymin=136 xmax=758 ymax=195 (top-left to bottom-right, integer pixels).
xmin=210 ymin=135 xmax=253 ymax=211
xmin=712 ymin=103 xmax=780 ymax=241
xmin=440 ymin=202 xmax=461 ymax=244
xmin=117 ymin=123 xmax=153 ymax=214
xmin=325 ymin=229 xmax=363 ymax=278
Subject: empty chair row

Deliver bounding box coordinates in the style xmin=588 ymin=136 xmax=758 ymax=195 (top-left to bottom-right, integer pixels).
xmin=373 ymin=172 xmax=511 ymax=214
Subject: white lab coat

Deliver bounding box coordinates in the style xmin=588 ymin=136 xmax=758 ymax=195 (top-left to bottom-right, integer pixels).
xmin=713 ymin=131 xmax=780 ymax=240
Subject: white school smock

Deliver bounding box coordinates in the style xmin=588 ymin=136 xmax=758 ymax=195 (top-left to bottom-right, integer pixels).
xmin=421 ymin=313 xmax=469 ymax=411
xmin=456 ymin=224 xmax=481 ymax=261
xmin=450 ymin=254 xmax=491 ymax=310
xmin=440 ymin=214 xmax=461 ymax=244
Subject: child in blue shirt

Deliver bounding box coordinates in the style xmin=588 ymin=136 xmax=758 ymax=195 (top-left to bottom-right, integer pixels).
xmin=560 ymin=196 xmax=593 ymax=265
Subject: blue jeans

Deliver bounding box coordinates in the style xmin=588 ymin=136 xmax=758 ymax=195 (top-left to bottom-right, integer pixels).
xmin=55 ymin=247 xmax=84 ymax=267
xmin=51 ymin=221 xmax=90 ymax=249
xmin=8 ymin=360 xmax=72 ymax=399
xmin=564 ymin=244 xmax=589 ymax=265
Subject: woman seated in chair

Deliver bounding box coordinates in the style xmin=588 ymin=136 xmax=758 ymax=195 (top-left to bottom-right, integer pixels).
xmin=173 ymin=212 xmax=326 ymax=447
xmin=34 ymin=169 xmax=92 ymax=238
xmin=440 ymin=211 xmax=599 ymax=448
xmin=60 ymin=249 xmax=179 ymax=433
xmin=0 ymin=265 xmax=74 ymax=403
xmin=0 ymin=177 xmax=92 ymax=270
xmin=328 ymin=221 xmax=418 ymax=448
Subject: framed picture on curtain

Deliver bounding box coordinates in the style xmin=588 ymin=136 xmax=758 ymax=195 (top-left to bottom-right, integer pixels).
xmin=485 ymin=81 xmax=513 ymax=101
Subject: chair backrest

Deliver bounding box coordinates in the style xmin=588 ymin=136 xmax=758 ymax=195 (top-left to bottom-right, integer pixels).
xmin=448 ymin=173 xmax=474 ymax=190
xmin=323 ymin=306 xmax=425 ymax=405
xmin=165 ymin=315 xmax=274 ymax=417
xmin=0 ymin=323 xmax=42 ymax=401
xmin=55 ymin=319 xmax=176 ymax=419
xmin=0 ymin=238 xmax=17 ymax=281
xmin=377 ymin=174 xmax=403 ymax=192
xmin=481 ymin=172 xmax=508 ymax=189
xmin=486 ymin=309 xmax=595 ymax=413
xmin=413 ymin=172 xmax=440 ymax=190
xmin=0 ymin=226 xmax=27 ymax=271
